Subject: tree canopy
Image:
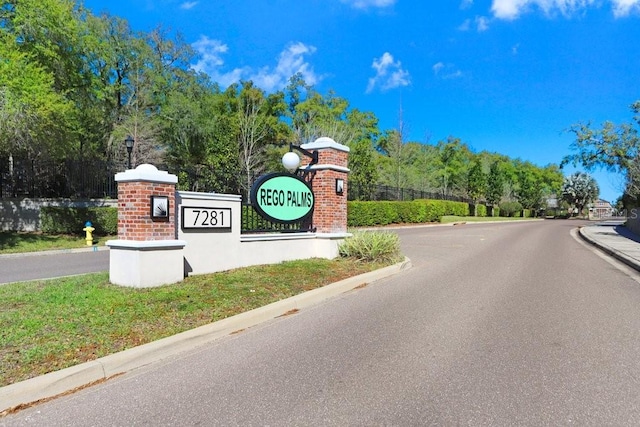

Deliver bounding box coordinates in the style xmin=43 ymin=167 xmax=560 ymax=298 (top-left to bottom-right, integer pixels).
xmin=0 ymin=0 xmax=565 ymax=206
xmin=562 ymin=172 xmax=599 ymax=216
xmin=562 ymin=101 xmax=640 ymax=205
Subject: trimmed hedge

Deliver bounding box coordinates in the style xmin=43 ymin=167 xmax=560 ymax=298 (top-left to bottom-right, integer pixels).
xmin=41 ymin=207 xmax=118 ymax=235
xmin=347 ymin=199 xmax=471 ymax=227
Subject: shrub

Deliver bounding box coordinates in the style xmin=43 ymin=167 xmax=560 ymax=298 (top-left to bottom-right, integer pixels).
xmin=498 ymin=201 xmax=523 ymax=217
xmin=41 ymin=207 xmax=118 ymax=235
xmin=339 ymin=231 xmax=403 ymax=263
xmin=469 ymin=203 xmax=487 ymax=217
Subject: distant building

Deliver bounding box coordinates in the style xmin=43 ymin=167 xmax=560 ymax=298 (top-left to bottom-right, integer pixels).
xmin=589 ymin=199 xmax=613 ymax=219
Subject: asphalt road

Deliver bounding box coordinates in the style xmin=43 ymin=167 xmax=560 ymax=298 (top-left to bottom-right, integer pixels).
xmin=0 ymin=250 xmax=109 ymax=284
xmin=5 ymin=220 xmax=640 ymax=425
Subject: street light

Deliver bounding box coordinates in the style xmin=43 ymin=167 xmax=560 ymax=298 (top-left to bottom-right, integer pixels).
xmin=125 ymin=135 xmax=134 ymax=169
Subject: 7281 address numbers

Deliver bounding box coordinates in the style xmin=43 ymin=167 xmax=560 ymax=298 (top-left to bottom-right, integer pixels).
xmin=181 ymin=207 xmax=232 ymax=230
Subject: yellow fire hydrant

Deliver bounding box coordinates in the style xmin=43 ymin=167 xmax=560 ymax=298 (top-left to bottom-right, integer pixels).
xmin=83 ymin=221 xmax=95 ymax=246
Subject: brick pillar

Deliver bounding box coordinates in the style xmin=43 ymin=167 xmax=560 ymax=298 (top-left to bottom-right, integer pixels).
xmin=107 ymin=164 xmax=185 ymax=288
xmin=116 ymin=167 xmax=177 ymax=241
xmin=300 ymin=137 xmax=350 ymax=234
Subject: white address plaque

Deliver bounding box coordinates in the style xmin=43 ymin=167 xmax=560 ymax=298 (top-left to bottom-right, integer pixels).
xmin=182 ymin=207 xmax=232 ymax=230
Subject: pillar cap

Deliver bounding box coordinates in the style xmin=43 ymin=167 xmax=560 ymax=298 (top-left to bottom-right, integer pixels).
xmin=302 ymin=137 xmax=350 ymax=153
xmin=115 ymin=164 xmax=178 ymax=184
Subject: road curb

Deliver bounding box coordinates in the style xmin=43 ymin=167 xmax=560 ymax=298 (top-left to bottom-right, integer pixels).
xmin=0 ymin=257 xmax=412 ymax=414
xmin=578 ymin=226 xmax=640 ymax=272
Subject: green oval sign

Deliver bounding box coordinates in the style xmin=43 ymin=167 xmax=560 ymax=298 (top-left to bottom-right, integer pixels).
xmin=250 ymin=173 xmax=314 ymax=223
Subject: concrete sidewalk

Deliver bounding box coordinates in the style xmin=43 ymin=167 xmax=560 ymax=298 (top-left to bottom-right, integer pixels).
xmin=579 ymin=221 xmax=640 ymax=272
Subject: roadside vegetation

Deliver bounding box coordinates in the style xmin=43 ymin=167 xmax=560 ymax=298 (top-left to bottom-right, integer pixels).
xmin=0 ymin=231 xmax=401 ymax=387
xmin=0 ymin=232 xmax=114 ymax=254
xmin=0 ymin=259 xmax=391 ymax=387
xmin=2 ymin=1 xmax=567 ymax=213
xmin=338 ymin=231 xmax=403 ymax=263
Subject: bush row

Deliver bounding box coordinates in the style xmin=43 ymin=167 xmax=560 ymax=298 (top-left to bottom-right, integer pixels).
xmin=347 ymin=199 xmax=472 ymax=227
xmin=40 ymin=199 xmax=534 ymax=235
xmin=41 ymin=207 xmax=118 ymax=235
xmin=346 ymin=199 xmax=542 ymax=227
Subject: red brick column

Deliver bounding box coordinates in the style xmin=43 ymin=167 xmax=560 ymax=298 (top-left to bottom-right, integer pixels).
xmin=300 ymin=137 xmax=350 ymax=234
xmin=115 ymin=164 xmax=177 ymax=241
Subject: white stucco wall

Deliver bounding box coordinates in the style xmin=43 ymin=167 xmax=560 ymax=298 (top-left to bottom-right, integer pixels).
xmin=107 ymin=240 xmax=186 ymax=288
xmin=176 ymin=191 xmax=348 ymax=275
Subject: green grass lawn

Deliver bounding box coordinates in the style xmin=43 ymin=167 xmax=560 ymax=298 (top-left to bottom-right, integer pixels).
xmin=0 ymin=231 xmax=115 ymax=254
xmin=0 ymin=257 xmax=390 ymax=388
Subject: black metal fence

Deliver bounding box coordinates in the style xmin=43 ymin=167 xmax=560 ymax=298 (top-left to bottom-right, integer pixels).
xmin=240 ymin=203 xmax=314 ymax=234
xmin=0 ymin=156 xmax=117 ymax=199
xmin=2 ymin=157 xmax=473 ymax=233
xmin=349 ymin=183 xmax=472 ymax=203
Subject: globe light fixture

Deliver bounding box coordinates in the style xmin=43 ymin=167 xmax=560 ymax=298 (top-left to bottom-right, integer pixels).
xmin=280 ymin=142 xmax=318 ymax=175
xmin=282 ymin=151 xmax=301 ymax=172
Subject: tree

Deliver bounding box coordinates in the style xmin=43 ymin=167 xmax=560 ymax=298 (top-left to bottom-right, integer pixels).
xmin=162 ymin=77 xmax=240 ymax=193
xmin=562 ymin=172 xmax=599 ymax=217
xmin=562 ymin=101 xmax=639 ymax=204
xmin=235 ymin=81 xmax=288 ymax=196
xmin=486 ymin=161 xmax=505 ymax=211
xmin=467 ymin=161 xmax=487 ymax=215
xmin=433 ymin=137 xmax=473 ymax=198
xmin=348 ymin=139 xmax=378 ymax=200
xmin=0 ymin=0 xmax=86 ymax=158
xmin=345 ymin=109 xmax=380 ymax=200
xmin=283 ymin=76 xmax=382 ymax=199
xmin=0 ymin=37 xmax=73 ymax=158
xmin=515 ymin=162 xmax=545 ymax=212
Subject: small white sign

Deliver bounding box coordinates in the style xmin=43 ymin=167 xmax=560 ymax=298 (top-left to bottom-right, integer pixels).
xmin=182 ymin=207 xmax=232 ymax=230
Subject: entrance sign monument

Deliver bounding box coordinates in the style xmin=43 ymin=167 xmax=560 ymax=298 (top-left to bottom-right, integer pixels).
xmin=107 ymin=137 xmax=350 ymax=288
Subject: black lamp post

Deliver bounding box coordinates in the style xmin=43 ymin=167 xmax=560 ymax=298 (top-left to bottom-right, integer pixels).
xmin=125 ymin=135 xmax=134 ymax=169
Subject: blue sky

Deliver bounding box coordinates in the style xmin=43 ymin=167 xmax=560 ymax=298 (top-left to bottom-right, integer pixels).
xmin=82 ymin=0 xmax=640 ymax=203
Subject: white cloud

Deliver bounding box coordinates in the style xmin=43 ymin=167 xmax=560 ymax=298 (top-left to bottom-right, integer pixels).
xmin=458 ymin=18 xmax=472 ymax=31
xmin=366 ymin=52 xmax=410 ymax=93
xmin=340 ymin=0 xmax=396 ymax=9
xmin=191 ymin=38 xmax=321 ymax=92
xmin=491 ymin=0 xmax=533 ymax=19
xmin=250 ymin=42 xmax=321 ymax=92
xmin=611 ymin=0 xmax=640 ymax=16
xmin=491 ymin=0 xmax=639 ymax=19
xmin=180 ymin=1 xmax=198 ymax=10
xmin=433 ymin=62 xmax=463 ymax=79
xmin=191 ymin=36 xmax=246 ymax=88
xmin=459 ymin=16 xmax=491 ymax=31
xmin=475 ymin=15 xmax=490 ymax=31
xmin=461 ymin=0 xmax=474 ymax=10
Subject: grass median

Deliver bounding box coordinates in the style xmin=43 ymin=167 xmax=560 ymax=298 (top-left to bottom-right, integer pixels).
xmin=0 ymin=257 xmax=392 ymax=388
